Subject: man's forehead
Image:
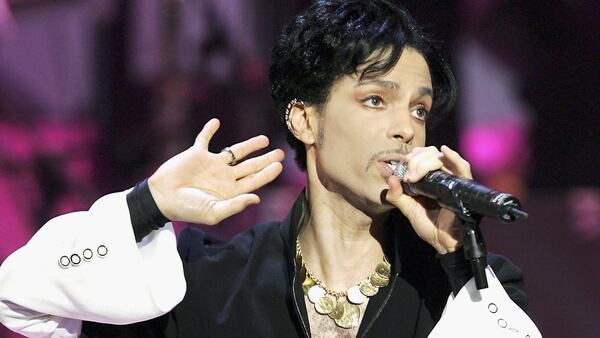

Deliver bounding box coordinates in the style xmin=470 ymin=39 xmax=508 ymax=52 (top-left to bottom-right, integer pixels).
xmin=352 ymin=50 xmax=431 ymax=84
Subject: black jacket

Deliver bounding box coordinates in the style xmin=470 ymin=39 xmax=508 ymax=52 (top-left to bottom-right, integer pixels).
xmin=82 ymin=187 xmax=527 ymax=338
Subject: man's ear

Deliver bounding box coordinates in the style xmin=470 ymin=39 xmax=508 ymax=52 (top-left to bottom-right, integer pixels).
xmin=288 ymin=103 xmax=318 ymax=145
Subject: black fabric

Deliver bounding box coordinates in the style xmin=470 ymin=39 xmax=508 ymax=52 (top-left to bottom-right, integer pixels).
xmin=439 ymin=249 xmax=473 ymax=296
xmin=82 ymin=191 xmax=527 ymax=337
xmin=126 ymin=179 xmax=170 ymax=242
xmin=81 ymin=315 xmax=169 ymax=338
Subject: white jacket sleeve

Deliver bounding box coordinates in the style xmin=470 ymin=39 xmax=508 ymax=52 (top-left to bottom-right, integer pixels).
xmin=0 ymin=190 xmax=186 ymax=337
xmin=429 ymin=266 xmax=542 ymax=338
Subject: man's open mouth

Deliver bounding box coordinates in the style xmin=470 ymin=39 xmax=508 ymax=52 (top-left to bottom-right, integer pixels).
xmin=384 ymin=160 xmax=400 ymax=172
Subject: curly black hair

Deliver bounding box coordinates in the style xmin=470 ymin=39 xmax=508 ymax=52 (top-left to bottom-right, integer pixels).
xmin=269 ymin=0 xmax=456 ymax=170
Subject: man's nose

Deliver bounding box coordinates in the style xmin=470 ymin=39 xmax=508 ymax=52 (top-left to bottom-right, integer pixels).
xmin=387 ymin=108 xmax=415 ymax=143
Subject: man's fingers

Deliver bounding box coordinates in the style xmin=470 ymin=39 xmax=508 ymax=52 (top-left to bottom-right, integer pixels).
xmin=237 ymin=162 xmax=283 ymax=194
xmin=233 ymin=149 xmax=285 ymax=178
xmin=219 ymin=135 xmax=270 ymax=164
xmin=403 ymin=147 xmax=443 ymax=183
xmin=194 ymin=118 xmax=220 ymax=149
xmin=439 ymin=145 xmax=472 ymax=179
xmin=209 ymin=194 xmax=261 ymax=224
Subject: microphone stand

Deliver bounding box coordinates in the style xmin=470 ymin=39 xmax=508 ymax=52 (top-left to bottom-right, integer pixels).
xmin=445 ymin=190 xmax=489 ymax=289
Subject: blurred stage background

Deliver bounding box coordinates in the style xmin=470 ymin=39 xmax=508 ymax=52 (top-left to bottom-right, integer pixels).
xmin=0 ymin=1 xmax=598 ymax=337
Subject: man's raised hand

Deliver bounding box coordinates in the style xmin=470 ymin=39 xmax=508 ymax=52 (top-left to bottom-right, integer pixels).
xmin=148 ymin=118 xmax=284 ymax=225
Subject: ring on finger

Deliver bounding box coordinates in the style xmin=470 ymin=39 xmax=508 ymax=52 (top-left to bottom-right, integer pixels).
xmin=221 ymin=147 xmax=238 ymax=166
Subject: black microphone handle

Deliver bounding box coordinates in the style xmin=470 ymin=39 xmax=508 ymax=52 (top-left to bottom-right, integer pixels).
xmin=398 ymin=169 xmax=526 ymax=222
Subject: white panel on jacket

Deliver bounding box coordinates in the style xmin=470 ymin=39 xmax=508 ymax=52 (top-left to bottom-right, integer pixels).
xmin=429 ymin=266 xmax=542 ymax=338
xmin=0 ymin=190 xmax=186 ymax=337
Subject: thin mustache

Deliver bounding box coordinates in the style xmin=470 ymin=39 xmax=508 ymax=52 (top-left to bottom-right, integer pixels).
xmin=365 ymin=144 xmax=413 ymax=172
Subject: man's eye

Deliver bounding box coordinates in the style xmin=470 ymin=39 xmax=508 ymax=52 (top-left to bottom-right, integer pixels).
xmin=362 ymin=96 xmax=384 ymax=108
xmin=411 ymin=107 xmax=429 ymax=121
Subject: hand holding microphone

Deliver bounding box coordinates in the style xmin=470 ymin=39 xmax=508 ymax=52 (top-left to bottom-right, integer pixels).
xmin=393 ymin=156 xmax=527 ymax=223
xmin=385 ymin=145 xmax=527 ymax=256
xmin=386 ymin=145 xmax=526 ymax=289
xmin=384 ymin=145 xmax=474 ymax=255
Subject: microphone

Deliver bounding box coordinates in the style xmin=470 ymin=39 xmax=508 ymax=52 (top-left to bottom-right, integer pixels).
xmin=393 ymin=162 xmax=527 ymax=222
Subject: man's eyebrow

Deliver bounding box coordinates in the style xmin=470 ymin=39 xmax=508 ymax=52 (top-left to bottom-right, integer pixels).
xmin=355 ymin=79 xmax=400 ymax=91
xmin=356 ymin=80 xmax=433 ymax=98
xmin=418 ymin=87 xmax=433 ymax=97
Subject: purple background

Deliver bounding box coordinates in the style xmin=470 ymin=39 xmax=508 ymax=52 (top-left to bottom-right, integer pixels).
xmin=1 ymin=1 xmax=599 ymax=337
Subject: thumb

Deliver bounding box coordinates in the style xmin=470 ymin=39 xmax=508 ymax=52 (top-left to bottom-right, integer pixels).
xmin=209 ymin=194 xmax=261 ymax=224
xmin=385 ymin=175 xmax=416 ymax=218
xmin=385 ymin=175 xmax=404 ymax=204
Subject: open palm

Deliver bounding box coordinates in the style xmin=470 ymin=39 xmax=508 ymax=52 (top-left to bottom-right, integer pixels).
xmin=148 ymin=119 xmax=284 ymax=225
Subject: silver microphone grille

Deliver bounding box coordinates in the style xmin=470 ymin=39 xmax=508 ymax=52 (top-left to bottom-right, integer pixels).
xmin=393 ymin=161 xmax=408 ymax=179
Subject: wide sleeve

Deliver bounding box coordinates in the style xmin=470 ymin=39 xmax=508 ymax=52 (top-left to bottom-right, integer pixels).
xmin=0 ymin=190 xmax=186 ymax=337
xmin=428 ymin=266 xmax=542 ymax=338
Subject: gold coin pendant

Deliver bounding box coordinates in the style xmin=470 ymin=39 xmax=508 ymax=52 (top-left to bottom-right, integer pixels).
xmin=328 ymin=300 xmax=345 ymax=320
xmin=302 ymin=275 xmax=316 ymax=296
xmin=375 ymin=261 xmax=391 ymax=277
xmin=315 ymin=295 xmax=335 ymax=314
xmin=334 ymin=302 xmax=361 ymax=329
xmin=369 ymin=272 xmax=390 ymax=288
xmin=359 ymin=279 xmax=379 ymax=297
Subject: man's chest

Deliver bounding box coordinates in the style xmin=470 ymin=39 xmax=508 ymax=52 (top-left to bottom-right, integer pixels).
xmin=304 ymin=295 xmax=369 ymax=338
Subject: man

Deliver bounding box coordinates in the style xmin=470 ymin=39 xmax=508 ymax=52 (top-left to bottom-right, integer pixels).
xmin=0 ymin=1 xmax=540 ymax=337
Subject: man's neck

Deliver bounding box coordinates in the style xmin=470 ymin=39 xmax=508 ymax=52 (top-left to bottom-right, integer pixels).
xmin=298 ymin=182 xmax=391 ymax=292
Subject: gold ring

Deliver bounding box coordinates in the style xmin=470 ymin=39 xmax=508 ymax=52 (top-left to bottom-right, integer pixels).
xmin=221 ymin=147 xmax=237 ymax=165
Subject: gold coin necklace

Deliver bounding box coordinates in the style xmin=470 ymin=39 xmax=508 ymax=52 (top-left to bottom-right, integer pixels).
xmin=296 ymin=239 xmax=391 ymax=329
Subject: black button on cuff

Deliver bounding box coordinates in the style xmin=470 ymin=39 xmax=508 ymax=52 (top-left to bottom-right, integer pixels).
xmin=97 ymin=245 xmax=108 ymax=257
xmin=83 ymin=248 xmax=93 ymax=260
xmin=58 ymin=255 xmax=70 ymax=268
xmin=70 ymin=254 xmax=81 ymax=266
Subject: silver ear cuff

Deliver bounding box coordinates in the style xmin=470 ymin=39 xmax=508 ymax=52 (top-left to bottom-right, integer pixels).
xmin=285 ymin=99 xmax=305 ymax=132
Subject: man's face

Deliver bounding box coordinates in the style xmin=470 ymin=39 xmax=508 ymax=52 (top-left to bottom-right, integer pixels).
xmin=308 ymin=48 xmax=433 ymax=214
